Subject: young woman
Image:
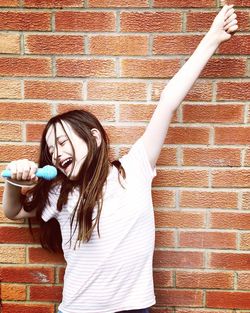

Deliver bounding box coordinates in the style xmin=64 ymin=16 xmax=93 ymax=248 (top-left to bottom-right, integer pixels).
xmin=2 ymin=5 xmax=238 ymax=313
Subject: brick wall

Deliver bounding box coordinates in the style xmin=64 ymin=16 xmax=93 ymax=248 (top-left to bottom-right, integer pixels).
xmin=0 ymin=0 xmax=249 ymax=312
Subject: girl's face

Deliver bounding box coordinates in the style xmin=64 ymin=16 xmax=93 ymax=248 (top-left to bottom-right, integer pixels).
xmin=45 ymin=121 xmax=88 ymax=180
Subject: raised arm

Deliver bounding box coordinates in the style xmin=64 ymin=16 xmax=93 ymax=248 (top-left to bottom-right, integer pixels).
xmin=141 ymin=4 xmax=238 ymax=169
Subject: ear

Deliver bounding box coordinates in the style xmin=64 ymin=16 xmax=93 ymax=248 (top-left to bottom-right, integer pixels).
xmin=91 ymin=128 xmax=102 ymax=147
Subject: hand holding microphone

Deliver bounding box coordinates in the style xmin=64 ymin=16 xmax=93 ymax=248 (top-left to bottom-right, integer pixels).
xmin=1 ymin=159 xmax=57 ymax=187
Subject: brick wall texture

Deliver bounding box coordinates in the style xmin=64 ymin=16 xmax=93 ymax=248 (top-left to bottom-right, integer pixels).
xmin=0 ymin=0 xmax=249 ymax=312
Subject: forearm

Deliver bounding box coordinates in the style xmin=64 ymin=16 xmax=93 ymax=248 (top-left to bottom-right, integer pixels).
xmin=160 ymin=31 xmax=219 ymax=112
xmin=2 ymin=182 xmax=22 ymax=219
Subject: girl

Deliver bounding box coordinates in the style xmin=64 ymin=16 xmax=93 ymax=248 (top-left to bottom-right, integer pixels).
xmin=2 ymin=5 xmax=238 ymax=313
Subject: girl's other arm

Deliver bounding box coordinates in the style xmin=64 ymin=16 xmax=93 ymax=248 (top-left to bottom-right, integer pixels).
xmin=2 ymin=159 xmax=38 ymax=220
xmin=141 ymin=4 xmax=238 ymax=169
xmin=2 ymin=183 xmax=36 ymax=220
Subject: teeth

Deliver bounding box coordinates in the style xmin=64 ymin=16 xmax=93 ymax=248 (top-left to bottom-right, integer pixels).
xmin=61 ymin=158 xmax=72 ymax=167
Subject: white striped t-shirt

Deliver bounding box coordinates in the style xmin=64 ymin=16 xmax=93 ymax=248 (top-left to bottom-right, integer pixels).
xmin=42 ymin=138 xmax=156 ymax=313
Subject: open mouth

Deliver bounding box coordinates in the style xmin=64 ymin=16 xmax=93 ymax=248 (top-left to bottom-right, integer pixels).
xmin=59 ymin=157 xmax=73 ymax=172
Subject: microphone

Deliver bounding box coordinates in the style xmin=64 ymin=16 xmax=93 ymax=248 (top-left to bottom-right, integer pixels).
xmin=1 ymin=165 xmax=57 ymax=181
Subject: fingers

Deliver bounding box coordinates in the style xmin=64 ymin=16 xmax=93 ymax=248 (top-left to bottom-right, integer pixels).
xmin=224 ymin=18 xmax=238 ymax=31
xmin=226 ymin=24 xmax=239 ymax=33
xmin=224 ymin=5 xmax=235 ymax=19
xmin=220 ymin=4 xmax=234 ymax=16
xmin=6 ymin=159 xmax=38 ymax=181
xmin=224 ymin=12 xmax=237 ymax=25
xmin=223 ymin=7 xmax=238 ymax=33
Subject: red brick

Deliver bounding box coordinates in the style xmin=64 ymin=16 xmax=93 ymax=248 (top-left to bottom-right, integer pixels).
xmin=230 ymin=0 xmax=250 ymax=5
xmin=154 ymin=250 xmax=204 ymax=268
xmin=90 ymin=35 xmax=148 ymax=56
xmin=153 ymin=270 xmax=173 ymax=287
xmin=121 ymin=59 xmax=180 ymax=78
xmin=120 ymin=103 xmax=156 ymax=122
xmin=215 ymin=127 xmax=250 ymax=145
xmin=183 ymin=104 xmax=244 ymax=123
xmin=87 ymin=81 xmax=147 ymax=101
xmin=0 ymin=80 xmax=21 ymax=99
xmin=219 ymin=35 xmax=250 ymax=55
xmin=155 ymin=289 xmax=203 ymax=306
xmin=0 ymin=102 xmax=52 ymax=121
xmin=202 ymin=58 xmax=247 ymax=78
xmin=154 ymin=0 xmax=215 ymax=7
xmin=153 ymin=35 xmax=202 ymax=55
xmin=210 ymin=252 xmax=250 ymax=270
xmin=56 ymin=11 xmax=116 ymax=31
xmin=58 ymin=267 xmax=66 ymax=284
xmin=242 ymin=192 xmax=250 ymax=210
xmin=183 ymin=148 xmax=241 ymax=167
xmin=1 ymin=303 xmax=54 ymax=313
xmin=25 ymin=80 xmax=83 ymax=100
xmin=0 ymin=123 xmax=22 ymax=141
xmin=175 ymin=308 xmax=232 ymax=313
xmin=0 ymin=226 xmax=39 ymax=244
xmin=0 ymin=144 xmax=39 ymax=162
xmin=152 ymin=81 xmax=212 ymax=101
xmin=217 ymin=82 xmax=250 ymax=101
xmin=120 ymin=103 xmax=177 ymax=123
xmin=238 ymin=272 xmax=250 ymax=290
xmin=119 ymin=145 xmax=177 ymax=166
xmin=180 ymin=190 xmax=238 ymax=209
xmin=155 ymin=230 xmax=175 ymax=248
xmin=212 ymin=170 xmax=250 ymax=188
xmin=26 ymin=123 xmax=46 ymax=142
xmin=240 ymin=233 xmax=250 ymax=250
xmin=210 ymin=212 xmax=250 ymax=230
xmin=157 ymin=147 xmax=178 ymax=166
xmin=24 ymin=0 xmax=83 ymax=7
xmin=166 ymin=127 xmax=209 ymax=144
xmin=187 ymin=10 xmax=250 ymax=33
xmin=0 ymin=12 xmax=50 ymax=31
xmin=88 ymin=0 xmax=149 ymax=7
xmin=176 ymin=271 xmax=234 ymax=289
xmin=152 ymin=309 xmax=174 ymax=313
xmin=28 ymin=247 xmax=65 ymax=264
xmin=155 ymin=210 xmax=205 ymax=228
xmin=0 ymin=33 xmax=20 ymax=53
xmin=0 ymin=246 xmax=25 ymax=263
xmin=154 ymin=169 xmax=209 ymax=187
xmin=245 ymin=149 xmax=250 ymax=166
xmin=30 ymin=285 xmax=62 ymax=301
xmin=106 ymin=125 xmax=144 ymax=144
xmin=56 ymin=58 xmax=115 ymax=77
xmin=187 ymin=11 xmax=216 ymax=32
xmin=206 ymin=291 xmax=250 ymax=309
xmin=0 ymin=0 xmax=19 ymax=6
xmin=185 ymin=81 xmax=213 ymax=101
xmin=0 ymin=266 xmax=54 ymax=283
xmin=179 ymin=231 xmax=236 ymax=249
xmin=152 ymin=190 xmax=176 ymax=208
xmin=0 ymin=57 xmax=51 ymax=77
xmin=120 ymin=12 xmax=182 ymax=32
xmin=57 ymin=103 xmax=115 ymax=122
xmin=25 ymin=34 xmax=84 ymax=54
xmin=1 ymin=283 xmax=26 ymax=300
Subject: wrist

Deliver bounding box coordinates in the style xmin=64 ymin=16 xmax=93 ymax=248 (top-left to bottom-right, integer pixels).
xmin=204 ymin=30 xmax=222 ymax=49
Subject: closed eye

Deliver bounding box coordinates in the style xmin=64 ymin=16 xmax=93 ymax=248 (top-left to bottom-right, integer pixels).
xmin=59 ymin=139 xmax=68 ymax=146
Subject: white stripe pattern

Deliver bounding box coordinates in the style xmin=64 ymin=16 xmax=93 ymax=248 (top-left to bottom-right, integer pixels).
xmin=42 ymin=139 xmax=156 ymax=313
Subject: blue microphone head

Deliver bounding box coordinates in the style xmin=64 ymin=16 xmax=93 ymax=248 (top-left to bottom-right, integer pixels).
xmin=36 ymin=165 xmax=57 ymax=180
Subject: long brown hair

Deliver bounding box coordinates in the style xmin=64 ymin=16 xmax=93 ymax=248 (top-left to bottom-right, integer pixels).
xmin=23 ymin=110 xmax=122 ymax=252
